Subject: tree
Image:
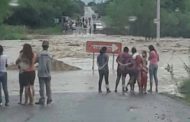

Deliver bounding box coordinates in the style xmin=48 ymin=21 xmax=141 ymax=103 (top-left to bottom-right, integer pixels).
xmin=105 ymin=0 xmax=156 ymax=37
xmin=0 ymin=0 xmax=9 ymax=24
xmin=5 ymin=0 xmax=85 ymax=28
xmin=103 ymin=0 xmax=190 ymax=37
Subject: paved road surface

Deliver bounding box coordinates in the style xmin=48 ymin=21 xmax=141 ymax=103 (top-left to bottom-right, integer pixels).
xmin=0 ymin=93 xmax=190 ymax=122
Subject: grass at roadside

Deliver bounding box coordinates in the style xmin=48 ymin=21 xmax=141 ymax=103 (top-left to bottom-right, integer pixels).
xmin=28 ymin=26 xmax=62 ymax=35
xmin=0 ymin=25 xmax=62 ymax=40
xmin=0 ymin=25 xmax=28 ymax=40
xmin=179 ymin=79 xmax=190 ymax=103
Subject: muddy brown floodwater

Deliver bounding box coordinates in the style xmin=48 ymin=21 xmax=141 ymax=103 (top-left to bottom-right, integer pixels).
xmin=0 ymin=34 xmax=189 ymax=95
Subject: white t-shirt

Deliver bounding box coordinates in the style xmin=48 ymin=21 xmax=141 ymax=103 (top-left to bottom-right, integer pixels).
xmin=0 ymin=55 xmax=8 ymax=72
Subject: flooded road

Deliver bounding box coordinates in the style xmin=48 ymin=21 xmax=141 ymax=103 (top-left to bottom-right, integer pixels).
xmin=7 ymin=52 xmax=189 ymax=96
xmin=1 ymin=34 xmax=189 ymax=95
xmin=1 ymin=35 xmax=190 ymax=122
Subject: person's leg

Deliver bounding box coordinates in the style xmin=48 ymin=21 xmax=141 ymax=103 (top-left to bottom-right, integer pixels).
xmin=115 ymin=70 xmax=121 ymax=92
xmin=128 ymin=75 xmax=135 ymax=94
xmin=19 ymin=73 xmax=24 ymax=104
xmin=28 ymin=71 xmax=35 ymax=105
xmin=31 ymin=71 xmax=36 ymax=97
xmin=104 ymin=70 xmax=110 ymax=93
xmin=2 ymin=72 xmax=9 ymax=106
xmin=144 ymin=74 xmax=148 ymax=94
xmin=153 ymin=65 xmax=159 ymax=93
xmin=141 ymin=72 xmax=147 ymax=94
xmin=149 ymin=64 xmax=154 ymax=93
xmin=121 ymin=73 xmax=127 ymax=94
xmin=137 ymin=71 xmax=142 ymax=94
xmin=28 ymin=85 xmax=34 ymax=105
xmin=98 ymin=70 xmax=104 ymax=93
xmin=24 ymin=86 xmax=29 ymax=105
xmin=125 ymin=72 xmax=129 ymax=92
xmin=45 ymin=77 xmax=52 ymax=104
xmin=0 ymin=81 xmax=2 ymax=105
xmin=37 ymin=77 xmax=45 ymax=105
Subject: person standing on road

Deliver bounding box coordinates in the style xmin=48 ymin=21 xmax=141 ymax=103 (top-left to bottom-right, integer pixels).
xmin=115 ymin=47 xmax=131 ymax=94
xmin=17 ymin=44 xmax=36 ymax=105
xmin=35 ymin=41 xmax=52 ymax=105
xmin=16 ymin=50 xmax=25 ymax=104
xmin=131 ymin=47 xmax=143 ymax=94
xmin=148 ymin=45 xmax=159 ymax=93
xmin=141 ymin=50 xmax=148 ymax=94
xmin=97 ymin=47 xmax=111 ymax=93
xmin=0 ymin=45 xmax=9 ymax=106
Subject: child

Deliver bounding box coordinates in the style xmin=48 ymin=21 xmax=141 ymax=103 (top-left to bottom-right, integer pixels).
xmin=36 ymin=41 xmax=52 ymax=105
xmin=0 ymin=45 xmax=9 ymax=106
xmin=141 ymin=50 xmax=148 ymax=94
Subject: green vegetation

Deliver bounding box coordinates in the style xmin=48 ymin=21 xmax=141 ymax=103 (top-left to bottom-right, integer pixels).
xmin=0 ymin=0 xmax=9 ymax=24
xmin=179 ymin=54 xmax=190 ymax=103
xmin=0 ymin=0 xmax=85 ymax=40
xmin=92 ymin=0 xmax=190 ymax=38
xmin=180 ymin=79 xmax=190 ymax=103
xmin=0 ymin=25 xmax=28 ymax=40
xmin=0 ymin=25 xmax=63 ymax=40
xmin=5 ymin=0 xmax=84 ymax=28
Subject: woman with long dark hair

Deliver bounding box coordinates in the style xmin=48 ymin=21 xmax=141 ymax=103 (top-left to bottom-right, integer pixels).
xmin=17 ymin=44 xmax=36 ymax=105
xmin=148 ymin=45 xmax=159 ymax=93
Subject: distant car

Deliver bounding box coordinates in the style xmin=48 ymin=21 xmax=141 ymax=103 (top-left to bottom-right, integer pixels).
xmin=95 ymin=22 xmax=104 ymax=31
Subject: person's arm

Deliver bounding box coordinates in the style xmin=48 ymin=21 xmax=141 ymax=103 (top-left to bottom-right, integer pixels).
xmin=148 ymin=51 xmax=153 ymax=61
xmin=106 ymin=54 xmax=109 ymax=64
xmin=35 ymin=53 xmax=39 ymax=63
xmin=5 ymin=57 xmax=8 ymax=68
xmin=97 ymin=56 xmax=100 ymax=68
xmin=16 ymin=54 xmax=21 ymax=65
xmin=157 ymin=53 xmax=160 ymax=62
xmin=46 ymin=56 xmax=51 ymax=73
xmin=116 ymin=55 xmax=120 ymax=63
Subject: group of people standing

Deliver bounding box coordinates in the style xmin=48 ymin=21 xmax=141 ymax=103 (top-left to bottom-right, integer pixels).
xmin=0 ymin=41 xmax=52 ymax=107
xmin=0 ymin=41 xmax=159 ymax=107
xmin=97 ymin=45 xmax=159 ymax=94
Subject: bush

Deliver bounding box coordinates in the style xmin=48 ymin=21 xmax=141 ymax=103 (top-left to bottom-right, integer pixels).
xmin=0 ymin=25 xmax=63 ymax=40
xmin=180 ymin=79 xmax=190 ymax=102
xmin=4 ymin=0 xmax=85 ymax=28
xmin=28 ymin=26 xmax=62 ymax=35
xmin=0 ymin=25 xmax=28 ymax=40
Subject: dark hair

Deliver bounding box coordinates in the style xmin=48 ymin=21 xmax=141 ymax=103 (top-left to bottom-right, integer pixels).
xmin=42 ymin=45 xmax=49 ymax=50
xmin=148 ymin=45 xmax=155 ymax=52
xmin=0 ymin=45 xmax=3 ymax=55
xmin=142 ymin=50 xmax=147 ymax=57
xmin=100 ymin=47 xmax=107 ymax=54
xmin=123 ymin=47 xmax=129 ymax=52
xmin=42 ymin=40 xmax=49 ymax=50
xmin=22 ymin=43 xmax=33 ymax=65
xmin=131 ymin=47 xmax=137 ymax=54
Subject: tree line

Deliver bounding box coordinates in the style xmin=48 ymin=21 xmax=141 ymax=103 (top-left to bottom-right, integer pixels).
xmin=90 ymin=0 xmax=190 ymax=38
xmin=0 ymin=0 xmax=85 ymax=28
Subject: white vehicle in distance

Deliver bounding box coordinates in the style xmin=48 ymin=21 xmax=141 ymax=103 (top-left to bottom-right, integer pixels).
xmin=95 ymin=22 xmax=104 ymax=31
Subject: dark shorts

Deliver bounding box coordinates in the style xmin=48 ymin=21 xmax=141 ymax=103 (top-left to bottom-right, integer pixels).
xmin=22 ymin=71 xmax=36 ymax=86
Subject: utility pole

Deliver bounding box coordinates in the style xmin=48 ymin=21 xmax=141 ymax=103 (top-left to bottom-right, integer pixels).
xmin=156 ymin=0 xmax=160 ymax=45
